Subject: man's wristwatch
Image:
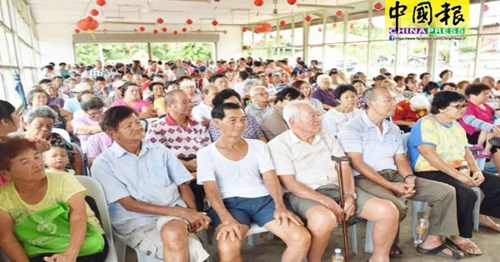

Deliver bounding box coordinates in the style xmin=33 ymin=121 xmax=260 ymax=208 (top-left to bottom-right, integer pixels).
xmin=344 ymin=192 xmax=358 ymax=200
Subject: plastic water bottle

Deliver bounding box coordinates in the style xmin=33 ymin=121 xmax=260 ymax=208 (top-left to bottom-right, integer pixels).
xmin=331 ymin=248 xmax=344 ymax=262
xmin=414 ymin=218 xmax=429 ymax=245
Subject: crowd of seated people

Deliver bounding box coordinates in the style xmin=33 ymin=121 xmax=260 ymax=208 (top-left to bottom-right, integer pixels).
xmin=0 ymin=56 xmax=499 ymax=262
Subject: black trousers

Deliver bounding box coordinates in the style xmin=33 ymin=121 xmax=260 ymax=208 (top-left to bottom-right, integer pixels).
xmin=416 ymin=171 xmax=500 ymax=238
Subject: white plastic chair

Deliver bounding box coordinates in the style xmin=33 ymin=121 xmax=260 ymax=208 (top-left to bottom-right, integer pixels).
xmin=76 ymin=176 xmax=119 ymax=262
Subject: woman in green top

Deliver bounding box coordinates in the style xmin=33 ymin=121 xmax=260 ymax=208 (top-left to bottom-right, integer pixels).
xmin=0 ymin=137 xmax=107 ymax=262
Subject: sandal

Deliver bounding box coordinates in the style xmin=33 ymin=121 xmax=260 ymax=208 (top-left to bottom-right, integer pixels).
xmin=389 ymin=244 xmax=403 ymax=258
xmin=446 ymin=238 xmax=482 ymax=256
xmin=416 ymin=243 xmax=464 ymax=259
xmin=479 ymin=216 xmax=500 ymax=233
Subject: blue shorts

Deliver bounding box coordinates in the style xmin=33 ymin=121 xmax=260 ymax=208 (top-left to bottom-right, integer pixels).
xmin=207 ymin=195 xmax=276 ymax=227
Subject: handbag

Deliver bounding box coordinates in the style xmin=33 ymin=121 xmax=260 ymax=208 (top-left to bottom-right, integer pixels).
xmin=13 ymin=202 xmax=105 ymax=258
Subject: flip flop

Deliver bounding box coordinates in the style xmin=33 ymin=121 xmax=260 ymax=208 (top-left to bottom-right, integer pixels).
xmin=445 ymin=238 xmax=482 ymax=256
xmin=480 ymin=222 xmax=500 ymax=233
xmin=416 ymin=243 xmax=464 ymax=260
xmin=390 ymin=244 xmax=403 ymax=258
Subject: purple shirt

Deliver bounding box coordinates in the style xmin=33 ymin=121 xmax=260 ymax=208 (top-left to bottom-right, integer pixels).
xmin=71 ymin=110 xmax=100 ymax=151
xmin=49 ymin=97 xmax=65 ymax=107
xmin=312 ymin=88 xmax=339 ymax=107
xmin=86 ymin=132 xmax=113 ymax=158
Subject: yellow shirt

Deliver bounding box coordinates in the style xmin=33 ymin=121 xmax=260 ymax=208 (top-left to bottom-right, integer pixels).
xmin=0 ymin=172 xmax=103 ymax=234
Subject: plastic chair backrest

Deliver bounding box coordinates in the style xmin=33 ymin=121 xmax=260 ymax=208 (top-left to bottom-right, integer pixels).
xmin=52 ymin=128 xmax=71 ymax=143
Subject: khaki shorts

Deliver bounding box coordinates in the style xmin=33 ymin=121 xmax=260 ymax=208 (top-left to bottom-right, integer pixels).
xmin=284 ymin=185 xmax=372 ymax=224
xmin=117 ymin=216 xmax=209 ymax=262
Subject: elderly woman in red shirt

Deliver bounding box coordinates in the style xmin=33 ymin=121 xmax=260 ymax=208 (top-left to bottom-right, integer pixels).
xmin=392 ymin=95 xmax=430 ymax=133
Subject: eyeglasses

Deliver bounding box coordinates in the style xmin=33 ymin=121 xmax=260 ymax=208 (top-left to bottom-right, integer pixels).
xmin=449 ymin=103 xmax=468 ymax=109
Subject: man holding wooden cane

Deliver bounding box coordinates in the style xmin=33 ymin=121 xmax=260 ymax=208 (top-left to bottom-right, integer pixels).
xmin=268 ymin=101 xmax=398 ymax=262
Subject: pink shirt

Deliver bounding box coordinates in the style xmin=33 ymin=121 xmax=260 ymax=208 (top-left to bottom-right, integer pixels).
xmin=111 ymin=99 xmax=151 ymax=113
xmin=458 ymin=100 xmax=494 ymax=135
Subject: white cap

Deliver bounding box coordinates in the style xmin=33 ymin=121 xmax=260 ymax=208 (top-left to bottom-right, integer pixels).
xmin=73 ymin=83 xmax=89 ymax=93
xmin=112 ymin=80 xmax=127 ymax=89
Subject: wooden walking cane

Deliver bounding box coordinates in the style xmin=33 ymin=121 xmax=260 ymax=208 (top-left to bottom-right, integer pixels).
xmin=331 ymin=155 xmax=351 ymax=261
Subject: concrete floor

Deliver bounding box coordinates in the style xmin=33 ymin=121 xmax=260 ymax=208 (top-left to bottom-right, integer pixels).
xmin=125 ymin=203 xmax=500 ymax=262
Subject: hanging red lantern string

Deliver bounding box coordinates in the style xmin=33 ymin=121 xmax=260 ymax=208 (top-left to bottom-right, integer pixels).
xmin=254 ymin=22 xmax=272 ymax=33
xmin=90 ymin=9 xmax=99 ymax=16
xmin=211 ymin=20 xmax=219 ymax=26
xmin=74 ymin=29 xmax=80 ymax=33
xmin=318 ymin=28 xmax=323 ymax=32
xmin=186 ymin=19 xmax=193 ymax=25
xmin=336 ymin=10 xmax=344 ymax=17
xmin=242 ymin=27 xmax=247 ymax=32
xmin=173 ymin=30 xmax=178 ymax=35
xmin=373 ymin=2 xmax=383 ymax=10
xmin=96 ymin=0 xmax=106 ymax=7
xmin=139 ymin=26 xmax=145 ymax=32
xmin=76 ymin=16 xmax=99 ymax=31
xmin=182 ymin=27 xmax=188 ymax=32
xmin=304 ymin=15 xmax=312 ymax=22
xmin=153 ymin=29 xmax=158 ymax=34
xmin=161 ymin=27 xmax=167 ymax=32
xmin=253 ymin=0 xmax=264 ymax=7
xmin=287 ymin=0 xmax=297 ymax=5
xmin=156 ymin=18 xmax=164 ymax=24
xmin=279 ymin=20 xmax=286 ymax=26
xmin=484 ymin=4 xmax=489 ymax=12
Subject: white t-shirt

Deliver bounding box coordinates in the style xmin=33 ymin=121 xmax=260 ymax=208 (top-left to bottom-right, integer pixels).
xmin=191 ymin=102 xmax=212 ymax=123
xmin=322 ymin=108 xmax=362 ymax=136
xmin=197 ymin=139 xmax=274 ymax=199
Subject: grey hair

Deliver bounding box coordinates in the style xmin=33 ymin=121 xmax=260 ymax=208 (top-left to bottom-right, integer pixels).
xmin=362 ymin=86 xmax=388 ymax=109
xmin=249 ymin=85 xmax=267 ymax=97
xmin=316 ymin=74 xmax=332 ymax=84
xmin=283 ymin=101 xmax=315 ymax=127
xmin=24 ymin=106 xmax=57 ymax=124
xmin=243 ymin=79 xmax=261 ymax=94
xmin=179 ymin=79 xmax=196 ymax=90
xmin=165 ymin=89 xmax=186 ymax=106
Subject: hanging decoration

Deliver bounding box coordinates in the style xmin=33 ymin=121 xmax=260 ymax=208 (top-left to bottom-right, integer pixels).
xmin=74 ymin=29 xmax=80 ymax=33
xmin=186 ymin=19 xmax=193 ymax=25
xmin=349 ymin=23 xmax=354 ymax=30
xmin=90 ymin=9 xmax=99 ymax=16
xmin=332 ymin=23 xmax=337 ymax=28
xmin=253 ymin=0 xmax=264 ymax=7
xmin=173 ymin=30 xmax=178 ymax=35
xmin=211 ymin=20 xmax=219 ymax=26
xmin=96 ymin=0 xmax=106 ymax=6
xmin=304 ymin=15 xmax=312 ymax=22
xmin=182 ymin=27 xmax=188 ymax=32
xmin=76 ymin=16 xmax=99 ymax=31
xmin=161 ymin=27 xmax=167 ymax=32
xmin=156 ymin=18 xmax=164 ymax=24
xmin=279 ymin=20 xmax=286 ymax=26
xmin=253 ymin=22 xmax=272 ymax=33
xmin=484 ymin=4 xmax=489 ymax=12
xmin=242 ymin=27 xmax=247 ymax=32
xmin=139 ymin=26 xmax=145 ymax=31
xmin=336 ymin=10 xmax=344 ymax=17
xmin=153 ymin=29 xmax=158 ymax=34
xmin=318 ymin=28 xmax=323 ymax=32
xmin=373 ymin=2 xmax=383 ymax=10
xmin=287 ymin=0 xmax=297 ymax=5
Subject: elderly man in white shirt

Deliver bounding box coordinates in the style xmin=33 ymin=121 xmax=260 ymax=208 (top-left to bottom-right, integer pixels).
xmin=268 ymin=101 xmax=399 ymax=262
xmin=191 ymin=84 xmax=218 ymax=127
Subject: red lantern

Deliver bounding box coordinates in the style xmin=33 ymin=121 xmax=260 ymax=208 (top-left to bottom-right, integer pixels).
xmin=373 ymin=2 xmax=383 ymax=10
xmin=182 ymin=27 xmax=188 ymax=32
xmin=305 ymin=15 xmax=312 ymax=22
xmin=197 ymin=29 xmax=202 ymax=32
xmin=153 ymin=29 xmax=158 ymax=34
xmin=139 ymin=26 xmax=145 ymax=32
xmin=173 ymin=30 xmax=178 ymax=35
xmin=270 ymin=35 xmax=274 ymax=39
xmin=253 ymin=0 xmax=264 ymax=7
xmin=211 ymin=20 xmax=218 ymax=26
xmin=332 ymin=23 xmax=337 ymax=28
xmin=133 ymin=28 xmax=138 ymax=32
xmin=77 ymin=17 xmax=99 ymax=31
xmin=484 ymin=4 xmax=489 ymax=12
xmin=287 ymin=0 xmax=297 ymax=5
xmin=253 ymin=22 xmax=272 ymax=33
xmin=96 ymin=0 xmax=106 ymax=6
xmin=90 ymin=9 xmax=99 ymax=16
xmin=318 ymin=28 xmax=323 ymax=32
xmin=242 ymin=27 xmax=247 ymax=32
xmin=186 ymin=19 xmax=193 ymax=25
xmin=336 ymin=10 xmax=344 ymax=17
xmin=279 ymin=20 xmax=286 ymax=26
xmin=161 ymin=27 xmax=167 ymax=32
xmin=349 ymin=23 xmax=354 ymax=30
xmin=279 ymin=35 xmax=283 ymax=39
xmin=74 ymin=29 xmax=80 ymax=33
xmin=157 ymin=18 xmax=164 ymax=24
